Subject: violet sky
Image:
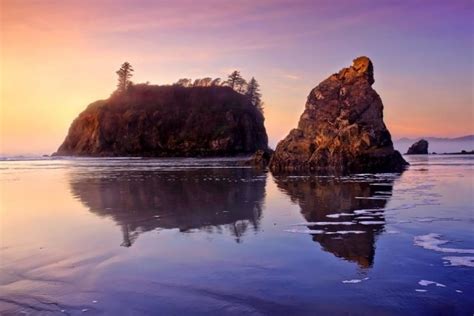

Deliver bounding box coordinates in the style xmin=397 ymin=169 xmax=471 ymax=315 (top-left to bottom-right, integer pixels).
xmin=1 ymin=0 xmax=473 ymax=154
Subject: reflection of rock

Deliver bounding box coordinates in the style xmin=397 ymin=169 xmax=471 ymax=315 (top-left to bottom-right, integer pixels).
xmin=275 ymin=176 xmax=394 ymax=268
xmin=406 ymin=139 xmax=429 ymax=155
xmin=270 ymin=56 xmax=407 ymax=174
xmin=69 ymin=168 xmax=266 ymax=246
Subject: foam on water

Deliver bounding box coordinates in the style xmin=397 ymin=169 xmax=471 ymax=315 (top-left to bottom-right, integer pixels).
xmin=285 ymin=229 xmax=325 ymax=234
xmin=342 ymin=277 xmax=369 ymax=284
xmin=292 ymin=221 xmax=355 ymax=226
xmin=418 ymin=280 xmax=446 ymax=287
xmin=326 ymin=231 xmax=366 ymax=235
xmin=374 ymin=191 xmax=392 ymax=195
xmin=326 ymin=213 xmax=354 ymax=218
xmin=442 ymin=256 xmax=474 ymax=267
xmin=353 ymin=209 xmax=383 ymax=215
xmin=285 ymin=229 xmax=366 ymax=235
xmin=359 ymin=221 xmax=385 ymax=225
xmin=414 ymin=233 xmax=474 ymax=254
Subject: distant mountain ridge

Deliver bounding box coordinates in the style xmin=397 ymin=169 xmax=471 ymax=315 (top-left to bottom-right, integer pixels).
xmin=393 ymin=135 xmax=473 ymax=154
xmin=396 ymin=135 xmax=474 ymax=142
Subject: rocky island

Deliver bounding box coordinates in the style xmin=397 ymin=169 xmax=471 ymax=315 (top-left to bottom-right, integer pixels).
xmin=406 ymin=139 xmax=429 ymax=155
xmin=270 ymin=56 xmax=408 ymax=174
xmin=55 ymin=84 xmax=268 ymax=157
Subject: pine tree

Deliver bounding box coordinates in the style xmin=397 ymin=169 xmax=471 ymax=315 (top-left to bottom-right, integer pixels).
xmin=211 ymin=78 xmax=221 ymax=86
xmin=175 ymin=78 xmax=192 ymax=87
xmin=116 ymin=62 xmax=134 ymax=93
xmin=246 ymin=77 xmax=263 ymax=113
xmin=225 ymin=70 xmax=246 ymax=91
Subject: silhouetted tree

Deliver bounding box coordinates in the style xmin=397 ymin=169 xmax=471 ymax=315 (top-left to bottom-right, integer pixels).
xmin=225 ymin=70 xmax=246 ymax=91
xmin=211 ymin=78 xmax=221 ymax=86
xmin=246 ymin=77 xmax=263 ymax=113
xmin=200 ymin=77 xmax=213 ymax=87
xmin=116 ymin=62 xmax=134 ymax=93
xmin=175 ymin=78 xmax=192 ymax=87
xmin=237 ymin=78 xmax=247 ymax=93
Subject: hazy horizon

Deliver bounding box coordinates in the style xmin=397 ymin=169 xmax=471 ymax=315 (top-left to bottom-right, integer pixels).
xmin=1 ymin=0 xmax=473 ymax=155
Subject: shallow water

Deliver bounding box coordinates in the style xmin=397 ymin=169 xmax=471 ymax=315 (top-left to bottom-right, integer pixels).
xmin=0 ymin=155 xmax=473 ymax=315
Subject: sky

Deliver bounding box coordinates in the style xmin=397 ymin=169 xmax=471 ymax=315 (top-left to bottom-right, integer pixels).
xmin=1 ymin=0 xmax=473 ymax=155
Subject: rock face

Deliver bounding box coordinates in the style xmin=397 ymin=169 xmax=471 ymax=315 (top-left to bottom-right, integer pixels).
xmin=55 ymin=85 xmax=268 ymax=156
xmin=270 ymin=56 xmax=407 ymax=174
xmin=406 ymin=139 xmax=429 ymax=155
xmin=243 ymin=149 xmax=274 ymax=168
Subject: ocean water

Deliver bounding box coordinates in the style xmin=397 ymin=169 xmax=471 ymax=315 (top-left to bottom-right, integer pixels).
xmin=0 ymin=155 xmax=473 ymax=315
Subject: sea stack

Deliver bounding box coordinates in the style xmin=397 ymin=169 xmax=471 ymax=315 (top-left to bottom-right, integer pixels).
xmin=406 ymin=139 xmax=429 ymax=155
xmin=270 ymin=56 xmax=407 ymax=174
xmin=54 ymin=85 xmax=268 ymax=157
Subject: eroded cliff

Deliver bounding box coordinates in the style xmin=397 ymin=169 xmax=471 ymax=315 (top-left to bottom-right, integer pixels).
xmin=55 ymin=85 xmax=268 ymax=156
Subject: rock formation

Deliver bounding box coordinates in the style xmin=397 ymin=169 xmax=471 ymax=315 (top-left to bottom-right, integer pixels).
xmin=55 ymin=84 xmax=268 ymax=157
xmin=243 ymin=149 xmax=274 ymax=168
xmin=270 ymin=56 xmax=407 ymax=174
xmin=406 ymin=139 xmax=429 ymax=155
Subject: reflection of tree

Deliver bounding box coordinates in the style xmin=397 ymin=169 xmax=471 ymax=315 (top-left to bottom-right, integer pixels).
xmin=274 ymin=177 xmax=395 ymax=268
xmin=69 ymin=168 xmax=266 ymax=247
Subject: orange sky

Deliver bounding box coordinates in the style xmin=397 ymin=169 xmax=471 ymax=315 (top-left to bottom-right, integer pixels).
xmin=1 ymin=0 xmax=473 ymax=155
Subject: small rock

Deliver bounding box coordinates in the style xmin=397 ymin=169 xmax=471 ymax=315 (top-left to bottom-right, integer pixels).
xmin=406 ymin=139 xmax=429 ymax=155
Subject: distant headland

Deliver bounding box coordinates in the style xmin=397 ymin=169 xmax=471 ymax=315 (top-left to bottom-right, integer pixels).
xmin=54 ymin=65 xmax=268 ymax=157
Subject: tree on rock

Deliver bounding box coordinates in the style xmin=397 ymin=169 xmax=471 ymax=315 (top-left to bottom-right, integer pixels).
xmin=211 ymin=78 xmax=221 ymax=86
xmin=225 ymin=70 xmax=246 ymax=92
xmin=246 ymin=77 xmax=263 ymax=113
xmin=116 ymin=62 xmax=134 ymax=93
xmin=175 ymin=78 xmax=192 ymax=87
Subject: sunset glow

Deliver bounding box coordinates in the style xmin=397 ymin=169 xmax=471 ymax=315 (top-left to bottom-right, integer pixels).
xmin=1 ymin=0 xmax=472 ymax=155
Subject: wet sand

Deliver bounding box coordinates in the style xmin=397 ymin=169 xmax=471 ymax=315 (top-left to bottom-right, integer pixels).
xmin=0 ymin=155 xmax=473 ymax=315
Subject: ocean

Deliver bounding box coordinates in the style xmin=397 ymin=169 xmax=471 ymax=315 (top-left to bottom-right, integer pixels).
xmin=0 ymin=155 xmax=473 ymax=315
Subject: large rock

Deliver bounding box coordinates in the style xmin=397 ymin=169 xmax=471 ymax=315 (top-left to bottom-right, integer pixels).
xmin=406 ymin=139 xmax=429 ymax=155
xmin=55 ymin=84 xmax=268 ymax=156
xmin=242 ymin=149 xmax=274 ymax=168
xmin=270 ymin=56 xmax=407 ymax=174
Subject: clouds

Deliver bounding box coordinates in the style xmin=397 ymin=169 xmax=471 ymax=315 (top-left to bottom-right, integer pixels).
xmin=1 ymin=0 xmax=473 ymax=154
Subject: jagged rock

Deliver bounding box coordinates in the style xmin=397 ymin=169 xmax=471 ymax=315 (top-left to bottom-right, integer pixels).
xmin=406 ymin=139 xmax=429 ymax=155
xmin=54 ymin=84 xmax=268 ymax=157
xmin=270 ymin=56 xmax=407 ymax=174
